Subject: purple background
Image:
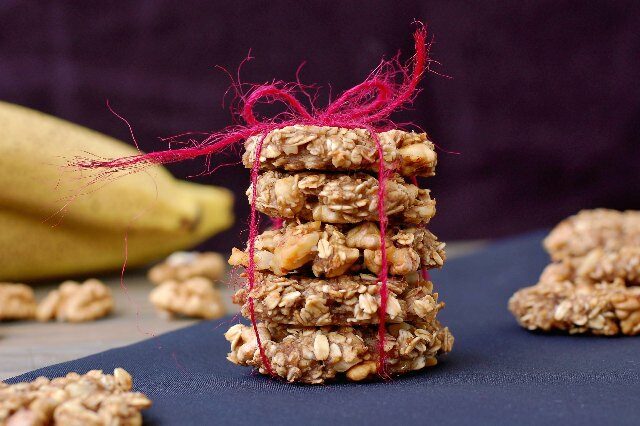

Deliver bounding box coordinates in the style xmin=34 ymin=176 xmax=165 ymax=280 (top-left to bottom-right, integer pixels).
xmin=2 ymin=1 xmax=639 ymax=251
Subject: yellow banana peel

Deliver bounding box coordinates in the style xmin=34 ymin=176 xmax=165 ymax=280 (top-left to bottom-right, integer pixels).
xmin=0 ymin=101 xmax=234 ymax=281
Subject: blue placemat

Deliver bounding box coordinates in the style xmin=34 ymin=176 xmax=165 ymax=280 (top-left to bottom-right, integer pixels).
xmin=8 ymin=231 xmax=640 ymax=425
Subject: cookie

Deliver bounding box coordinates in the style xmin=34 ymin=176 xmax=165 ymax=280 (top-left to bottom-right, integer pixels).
xmin=541 ymin=246 xmax=640 ymax=286
xmin=544 ymin=209 xmax=640 ymax=261
xmin=243 ymin=125 xmax=437 ymax=177
xmin=225 ymin=319 xmax=453 ymax=384
xmin=509 ymin=279 xmax=640 ymax=336
xmin=249 ymin=171 xmax=436 ymax=224
xmin=233 ymin=272 xmax=442 ymax=326
xmin=229 ymin=221 xmax=445 ymax=277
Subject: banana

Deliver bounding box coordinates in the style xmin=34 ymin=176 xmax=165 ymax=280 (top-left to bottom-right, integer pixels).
xmin=0 ymin=101 xmax=234 ymax=281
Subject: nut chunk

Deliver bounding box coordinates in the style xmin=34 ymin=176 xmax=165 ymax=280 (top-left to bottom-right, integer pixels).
xmin=225 ymin=320 xmax=453 ymax=384
xmin=0 ymin=283 xmax=36 ymax=321
xmin=249 ymin=171 xmax=436 ymax=225
xmin=148 ymin=251 xmax=226 ymax=284
xmin=0 ymin=368 xmax=152 ymax=426
xmin=36 ymin=279 xmax=113 ymax=323
xmin=149 ymin=277 xmax=226 ymax=319
xmin=243 ymin=125 xmax=437 ymax=178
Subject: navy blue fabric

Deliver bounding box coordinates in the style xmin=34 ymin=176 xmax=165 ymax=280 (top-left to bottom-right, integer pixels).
xmin=8 ymin=232 xmax=640 ymax=425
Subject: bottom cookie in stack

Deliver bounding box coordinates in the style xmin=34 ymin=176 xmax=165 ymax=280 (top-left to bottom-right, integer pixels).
xmin=225 ymin=272 xmax=453 ymax=383
xmin=225 ymin=319 xmax=453 ymax=384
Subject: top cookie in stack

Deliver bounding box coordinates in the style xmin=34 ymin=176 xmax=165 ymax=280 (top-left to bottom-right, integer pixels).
xmin=225 ymin=125 xmax=453 ymax=384
xmin=242 ymin=125 xmax=438 ymax=177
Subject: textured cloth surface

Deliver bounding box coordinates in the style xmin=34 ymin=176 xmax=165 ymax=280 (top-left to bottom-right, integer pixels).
xmin=8 ymin=232 xmax=640 ymax=425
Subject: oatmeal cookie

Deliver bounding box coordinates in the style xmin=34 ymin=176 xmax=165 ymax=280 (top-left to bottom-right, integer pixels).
xmin=228 ymin=221 xmax=445 ymax=277
xmin=544 ymin=209 xmax=640 ymax=261
xmin=225 ymin=319 xmax=453 ymax=384
xmin=233 ymin=272 xmax=442 ymax=326
xmin=541 ymin=246 xmax=640 ymax=286
xmin=509 ymin=278 xmax=640 ymax=336
xmin=249 ymin=171 xmax=436 ymax=224
xmin=243 ymin=125 xmax=437 ymax=177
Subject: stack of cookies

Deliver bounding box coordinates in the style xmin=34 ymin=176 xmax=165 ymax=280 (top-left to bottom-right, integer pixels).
xmin=509 ymin=209 xmax=640 ymax=335
xmin=225 ymin=125 xmax=453 ymax=383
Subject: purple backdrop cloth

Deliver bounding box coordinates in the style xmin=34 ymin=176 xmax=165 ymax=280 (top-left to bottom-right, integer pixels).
xmin=1 ymin=1 xmax=640 ymax=252
xmin=7 ymin=231 xmax=640 ymax=425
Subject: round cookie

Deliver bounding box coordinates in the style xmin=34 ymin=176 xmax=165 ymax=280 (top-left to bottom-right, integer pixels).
xmin=232 ymin=272 xmax=443 ymax=326
xmin=249 ymin=171 xmax=436 ymax=224
xmin=509 ymin=279 xmax=640 ymax=336
xmin=225 ymin=320 xmax=453 ymax=384
xmin=544 ymin=209 xmax=640 ymax=261
xmin=229 ymin=221 xmax=445 ymax=277
xmin=243 ymin=125 xmax=437 ymax=178
xmin=541 ymin=246 xmax=640 ymax=286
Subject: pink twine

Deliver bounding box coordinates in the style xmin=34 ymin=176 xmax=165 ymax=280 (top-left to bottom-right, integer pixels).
xmin=80 ymin=22 xmax=432 ymax=379
xmin=270 ymin=217 xmax=284 ymax=230
xmin=246 ymin=133 xmax=274 ymax=376
xmin=369 ymin=129 xmax=391 ymax=377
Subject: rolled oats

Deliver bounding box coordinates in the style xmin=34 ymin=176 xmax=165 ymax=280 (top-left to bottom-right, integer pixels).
xmin=249 ymin=171 xmax=436 ymax=224
xmin=0 ymin=283 xmax=36 ymax=321
xmin=232 ymin=273 xmax=443 ymax=326
xmin=225 ymin=319 xmax=452 ymax=384
xmin=149 ymin=277 xmax=226 ymax=319
xmin=229 ymin=221 xmax=446 ymax=277
xmin=148 ymin=251 xmax=226 ymax=284
xmin=243 ymin=126 xmax=437 ymax=178
xmin=0 ymin=368 xmax=151 ymax=425
xmin=36 ymin=279 xmax=113 ymax=323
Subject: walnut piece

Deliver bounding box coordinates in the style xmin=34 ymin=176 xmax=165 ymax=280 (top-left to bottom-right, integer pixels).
xmin=0 ymin=368 xmax=151 ymax=425
xmin=249 ymin=171 xmax=436 ymax=225
xmin=544 ymin=209 xmax=640 ymax=261
xmin=36 ymin=279 xmax=113 ymax=323
xmin=243 ymin=125 xmax=437 ymax=178
xmin=229 ymin=221 xmax=445 ymax=278
xmin=149 ymin=277 xmax=226 ymax=319
xmin=225 ymin=319 xmax=453 ymax=384
xmin=148 ymin=251 xmax=226 ymax=284
xmin=0 ymin=283 xmax=36 ymax=321
xmin=509 ymin=278 xmax=640 ymax=336
xmin=232 ymin=273 xmax=443 ymax=326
